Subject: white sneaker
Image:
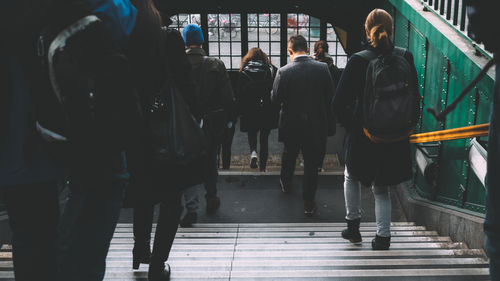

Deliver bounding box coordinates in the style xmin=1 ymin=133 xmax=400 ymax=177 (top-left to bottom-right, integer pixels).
xmin=250 ymin=151 xmax=258 ymax=169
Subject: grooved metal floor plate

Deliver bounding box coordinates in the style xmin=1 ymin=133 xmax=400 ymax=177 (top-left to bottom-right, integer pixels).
xmin=0 ymin=222 xmax=490 ymax=280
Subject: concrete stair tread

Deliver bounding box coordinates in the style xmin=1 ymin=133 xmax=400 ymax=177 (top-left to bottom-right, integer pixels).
xmin=0 ymin=222 xmax=489 ymax=280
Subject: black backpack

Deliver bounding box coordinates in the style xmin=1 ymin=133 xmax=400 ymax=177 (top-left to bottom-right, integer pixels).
xmin=357 ymin=47 xmax=420 ymax=142
xmin=240 ymin=65 xmax=275 ymax=111
xmin=37 ymin=15 xmax=102 ymax=141
xmin=37 ymin=14 xmax=140 ymax=147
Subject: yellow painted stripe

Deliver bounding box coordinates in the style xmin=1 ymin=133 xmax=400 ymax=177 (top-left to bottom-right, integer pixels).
xmin=410 ymin=123 xmax=489 ymax=143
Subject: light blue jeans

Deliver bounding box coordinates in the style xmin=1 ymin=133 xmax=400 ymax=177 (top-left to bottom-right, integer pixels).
xmin=344 ymin=168 xmax=392 ymax=237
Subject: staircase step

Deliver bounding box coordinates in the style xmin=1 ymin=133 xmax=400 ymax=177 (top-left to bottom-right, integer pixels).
xmin=115 ymin=222 xmax=417 ymax=228
xmin=107 ymin=242 xmax=466 ymax=251
xmin=112 ymin=230 xmax=439 ymax=239
xmin=0 ymin=222 xmax=490 ymax=280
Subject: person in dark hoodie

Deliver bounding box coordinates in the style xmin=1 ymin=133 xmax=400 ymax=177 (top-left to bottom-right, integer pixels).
xmin=125 ymin=1 xmax=203 ymax=279
xmin=182 ymin=24 xmax=236 ymax=215
xmin=238 ymin=47 xmax=279 ymax=171
xmin=46 ymin=1 xmax=139 ymax=280
xmin=1 ymin=0 xmax=137 ymax=280
xmin=465 ymin=0 xmax=500 ymax=279
xmin=0 ymin=21 xmax=61 ymax=281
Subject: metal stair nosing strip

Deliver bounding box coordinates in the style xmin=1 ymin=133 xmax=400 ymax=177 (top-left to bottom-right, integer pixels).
xmin=0 ymin=222 xmax=490 ymax=280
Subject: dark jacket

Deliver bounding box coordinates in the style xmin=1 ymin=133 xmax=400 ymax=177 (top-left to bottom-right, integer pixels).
xmin=316 ymin=54 xmax=342 ymax=87
xmin=1 ymin=1 xmax=138 ymax=186
xmin=0 ymin=55 xmax=60 ymax=188
xmin=315 ymin=54 xmax=341 ymax=136
xmin=186 ymin=47 xmax=236 ymax=120
xmin=125 ymin=28 xmax=203 ymax=206
xmin=238 ymin=60 xmax=279 ymax=132
xmin=44 ymin=3 xmax=140 ymax=184
xmin=332 ymin=46 xmax=419 ymax=186
xmin=272 ymin=56 xmax=335 ymax=143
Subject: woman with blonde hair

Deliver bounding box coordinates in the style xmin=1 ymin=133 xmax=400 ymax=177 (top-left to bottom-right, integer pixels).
xmin=238 ymin=47 xmax=278 ymax=171
xmin=332 ymin=8 xmax=420 ymax=250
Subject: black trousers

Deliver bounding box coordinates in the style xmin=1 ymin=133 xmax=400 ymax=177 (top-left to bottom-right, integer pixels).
xmin=248 ymin=128 xmax=271 ymax=169
xmin=318 ymin=136 xmax=327 ymax=169
xmin=1 ymin=181 xmax=59 ymax=281
xmin=217 ymin=125 xmax=235 ymax=169
xmin=133 ymin=188 xmax=182 ymax=267
xmin=57 ymin=182 xmax=125 ymax=281
xmin=280 ymin=138 xmax=321 ymax=202
xmin=204 ymin=139 xmax=218 ymax=199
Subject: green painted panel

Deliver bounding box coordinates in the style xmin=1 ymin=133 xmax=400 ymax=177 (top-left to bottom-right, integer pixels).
xmin=462 ymin=80 xmax=492 ymax=211
xmin=421 ymin=42 xmax=448 ymax=133
xmin=476 ymin=79 xmax=495 ymax=125
xmin=437 ymin=58 xmax=474 ymax=207
xmin=465 ymin=165 xmax=486 ymax=213
xmin=413 ymin=42 xmax=450 ymax=201
xmin=415 ymin=173 xmax=435 ymax=199
xmin=408 ymin=24 xmax=426 ymax=95
xmin=408 ymin=23 xmax=427 ymax=132
xmin=388 ymin=0 xmax=494 ymax=81
xmin=385 ymin=0 xmax=495 ymax=214
xmin=394 ymin=9 xmax=409 ymax=49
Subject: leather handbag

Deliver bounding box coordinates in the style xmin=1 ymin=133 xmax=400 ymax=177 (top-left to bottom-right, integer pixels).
xmin=149 ymin=73 xmax=207 ymax=167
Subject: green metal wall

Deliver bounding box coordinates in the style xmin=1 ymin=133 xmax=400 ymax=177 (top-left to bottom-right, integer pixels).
xmin=386 ymin=0 xmax=495 ymax=214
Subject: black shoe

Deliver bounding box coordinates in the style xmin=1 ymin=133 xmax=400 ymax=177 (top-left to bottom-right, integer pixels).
xmin=341 ymin=218 xmax=362 ymax=244
xmin=259 ymin=160 xmax=267 ymax=172
xmin=148 ymin=263 xmax=170 ymax=281
xmin=206 ymin=196 xmax=221 ymax=214
xmin=132 ymin=240 xmax=151 ymax=270
xmin=304 ymin=201 xmax=317 ymax=217
xmin=180 ymin=212 xmax=197 ymax=227
xmin=372 ymin=235 xmax=391 ymax=250
xmin=250 ymin=157 xmax=258 ymax=169
xmin=280 ymin=179 xmax=290 ymax=193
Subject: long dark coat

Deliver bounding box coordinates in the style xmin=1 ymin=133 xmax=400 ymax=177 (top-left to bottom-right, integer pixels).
xmin=237 ymin=60 xmax=279 ymax=132
xmin=332 ymin=45 xmax=420 ymax=186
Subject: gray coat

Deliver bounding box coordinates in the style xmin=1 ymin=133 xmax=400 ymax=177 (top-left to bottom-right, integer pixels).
xmin=271 ymin=56 xmax=335 ymax=143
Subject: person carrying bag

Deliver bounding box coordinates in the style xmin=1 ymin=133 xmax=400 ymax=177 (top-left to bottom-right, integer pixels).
xmin=125 ymin=4 xmax=206 ymax=279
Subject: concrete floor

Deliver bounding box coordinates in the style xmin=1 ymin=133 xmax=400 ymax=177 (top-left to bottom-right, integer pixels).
xmin=119 ymin=122 xmax=405 ymax=224
xmin=118 ymin=175 xmax=407 ymax=224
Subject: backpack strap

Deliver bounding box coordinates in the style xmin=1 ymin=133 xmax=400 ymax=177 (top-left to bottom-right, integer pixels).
xmin=241 ymin=70 xmax=254 ymax=82
xmin=356 ymin=47 xmax=408 ymax=62
xmin=48 ymin=15 xmax=101 ymax=104
xmin=392 ymin=46 xmax=407 ymax=57
xmin=355 ymin=49 xmax=378 ymax=62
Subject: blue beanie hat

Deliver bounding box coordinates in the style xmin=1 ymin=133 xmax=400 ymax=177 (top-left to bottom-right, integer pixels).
xmin=182 ymin=24 xmax=204 ymax=46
